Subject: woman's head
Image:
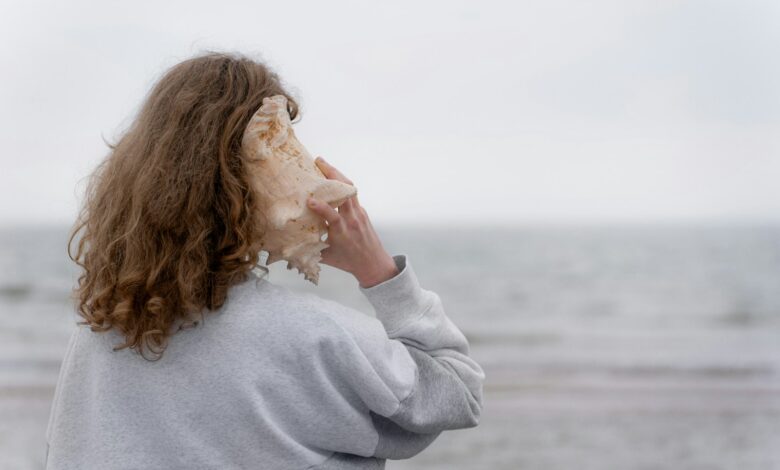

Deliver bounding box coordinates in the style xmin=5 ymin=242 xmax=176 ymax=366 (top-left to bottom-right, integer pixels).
xmin=68 ymin=51 xmax=299 ymax=360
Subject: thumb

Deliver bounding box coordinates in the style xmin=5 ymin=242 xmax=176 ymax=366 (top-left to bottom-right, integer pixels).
xmin=319 ymin=244 xmax=335 ymax=266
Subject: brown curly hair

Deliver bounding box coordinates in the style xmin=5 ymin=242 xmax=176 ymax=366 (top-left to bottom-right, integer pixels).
xmin=67 ymin=51 xmax=300 ymax=360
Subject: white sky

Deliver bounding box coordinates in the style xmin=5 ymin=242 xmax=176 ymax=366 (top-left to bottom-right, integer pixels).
xmin=1 ymin=0 xmax=778 ymax=226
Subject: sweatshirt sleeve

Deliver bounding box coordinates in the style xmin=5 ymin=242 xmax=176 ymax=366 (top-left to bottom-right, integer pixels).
xmin=317 ymin=253 xmax=485 ymax=460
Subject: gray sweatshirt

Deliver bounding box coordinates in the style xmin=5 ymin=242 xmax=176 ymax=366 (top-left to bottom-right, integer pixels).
xmin=45 ymin=254 xmax=485 ymax=469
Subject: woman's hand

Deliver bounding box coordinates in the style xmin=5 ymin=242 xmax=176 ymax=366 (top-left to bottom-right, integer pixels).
xmin=307 ymin=156 xmax=399 ymax=288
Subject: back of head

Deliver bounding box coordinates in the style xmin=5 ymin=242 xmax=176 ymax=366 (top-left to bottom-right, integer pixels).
xmin=68 ymin=51 xmax=300 ymax=360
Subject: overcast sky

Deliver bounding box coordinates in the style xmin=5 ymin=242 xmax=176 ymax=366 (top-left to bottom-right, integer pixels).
xmin=1 ymin=0 xmax=778 ymax=226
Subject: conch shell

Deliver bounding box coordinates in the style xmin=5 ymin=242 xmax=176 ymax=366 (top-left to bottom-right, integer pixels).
xmin=241 ymin=94 xmax=357 ymax=284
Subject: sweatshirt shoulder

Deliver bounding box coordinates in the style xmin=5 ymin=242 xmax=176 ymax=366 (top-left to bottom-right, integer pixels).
xmin=226 ymin=274 xmax=364 ymax=347
xmin=293 ymin=289 xmax=382 ymax=348
xmin=295 ymin=291 xmax=403 ymax=372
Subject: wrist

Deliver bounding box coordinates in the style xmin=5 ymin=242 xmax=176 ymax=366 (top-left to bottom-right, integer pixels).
xmin=356 ymin=254 xmax=399 ymax=288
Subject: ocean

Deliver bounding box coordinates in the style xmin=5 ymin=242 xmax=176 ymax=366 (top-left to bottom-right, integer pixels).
xmin=1 ymin=223 xmax=779 ymax=469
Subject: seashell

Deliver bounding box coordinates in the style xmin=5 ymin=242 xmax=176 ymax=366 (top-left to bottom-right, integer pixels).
xmin=241 ymin=94 xmax=357 ymax=284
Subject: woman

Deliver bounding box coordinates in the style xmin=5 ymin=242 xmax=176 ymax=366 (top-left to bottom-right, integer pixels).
xmin=45 ymin=51 xmax=484 ymax=469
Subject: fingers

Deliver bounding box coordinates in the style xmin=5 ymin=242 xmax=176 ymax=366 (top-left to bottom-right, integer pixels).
xmin=315 ymin=156 xmax=362 ymax=212
xmin=315 ymin=156 xmax=353 ymax=186
xmin=343 ymin=191 xmax=362 ymax=217
xmin=338 ymin=196 xmax=356 ymax=216
xmin=307 ymin=197 xmax=342 ymax=227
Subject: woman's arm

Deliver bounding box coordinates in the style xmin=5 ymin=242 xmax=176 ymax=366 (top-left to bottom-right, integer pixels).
xmin=358 ymin=254 xmax=484 ymax=433
xmin=317 ymin=253 xmax=484 ymax=459
xmin=305 ymin=157 xmax=483 ymax=459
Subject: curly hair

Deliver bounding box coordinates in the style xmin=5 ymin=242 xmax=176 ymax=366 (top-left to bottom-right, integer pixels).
xmin=67 ymin=51 xmax=300 ymax=360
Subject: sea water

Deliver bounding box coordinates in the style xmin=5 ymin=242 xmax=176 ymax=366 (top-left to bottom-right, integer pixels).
xmin=1 ymin=223 xmax=778 ymax=469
